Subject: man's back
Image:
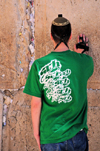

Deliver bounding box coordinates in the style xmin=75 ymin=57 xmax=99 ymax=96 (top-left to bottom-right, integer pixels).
xmin=24 ymin=49 xmax=94 ymax=144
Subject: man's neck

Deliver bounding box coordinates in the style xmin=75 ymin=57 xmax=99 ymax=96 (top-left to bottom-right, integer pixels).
xmin=54 ymin=42 xmax=69 ymax=52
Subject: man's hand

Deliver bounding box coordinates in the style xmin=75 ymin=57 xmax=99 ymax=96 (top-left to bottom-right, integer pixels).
xmin=34 ymin=134 xmax=41 ymax=151
xmin=74 ymin=34 xmax=89 ymax=55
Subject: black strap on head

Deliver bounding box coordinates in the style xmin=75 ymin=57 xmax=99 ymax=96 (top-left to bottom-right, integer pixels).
xmin=52 ymin=14 xmax=70 ymax=50
xmin=54 ymin=38 xmax=69 ymax=50
xmin=54 ymin=34 xmax=69 ymax=50
xmin=54 ymin=41 xmax=62 ymax=50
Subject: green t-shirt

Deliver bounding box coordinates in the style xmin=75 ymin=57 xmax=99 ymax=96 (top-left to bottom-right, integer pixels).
xmin=23 ymin=50 xmax=94 ymax=144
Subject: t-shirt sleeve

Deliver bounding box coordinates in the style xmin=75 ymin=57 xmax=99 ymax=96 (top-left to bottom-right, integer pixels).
xmin=23 ymin=61 xmax=42 ymax=97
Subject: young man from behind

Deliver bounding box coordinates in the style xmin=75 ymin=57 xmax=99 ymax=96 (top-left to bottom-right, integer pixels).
xmin=23 ymin=14 xmax=94 ymax=151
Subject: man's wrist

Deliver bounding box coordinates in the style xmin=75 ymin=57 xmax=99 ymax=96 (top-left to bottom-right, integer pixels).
xmin=34 ymin=132 xmax=40 ymax=138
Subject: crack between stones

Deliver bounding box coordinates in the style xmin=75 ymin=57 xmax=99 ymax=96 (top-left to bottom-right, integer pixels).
xmin=89 ymin=106 xmax=100 ymax=109
xmin=87 ymin=88 xmax=100 ymax=91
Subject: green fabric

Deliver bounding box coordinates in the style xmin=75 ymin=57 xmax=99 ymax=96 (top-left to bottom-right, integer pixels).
xmin=23 ymin=50 xmax=94 ymax=144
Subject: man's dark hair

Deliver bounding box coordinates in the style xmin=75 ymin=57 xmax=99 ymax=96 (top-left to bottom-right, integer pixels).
xmin=51 ymin=23 xmax=71 ymax=43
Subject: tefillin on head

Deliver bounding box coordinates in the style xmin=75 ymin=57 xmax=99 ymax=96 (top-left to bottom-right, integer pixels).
xmin=52 ymin=14 xmax=70 ymax=50
xmin=52 ymin=14 xmax=70 ymax=26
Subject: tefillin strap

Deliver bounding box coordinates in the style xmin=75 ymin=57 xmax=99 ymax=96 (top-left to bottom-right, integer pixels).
xmin=54 ymin=34 xmax=69 ymax=50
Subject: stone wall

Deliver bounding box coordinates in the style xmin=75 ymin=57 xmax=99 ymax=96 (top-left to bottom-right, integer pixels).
xmin=0 ymin=0 xmax=100 ymax=151
xmin=0 ymin=0 xmax=38 ymax=150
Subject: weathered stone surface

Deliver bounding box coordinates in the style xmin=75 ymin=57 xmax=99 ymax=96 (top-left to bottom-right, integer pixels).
xmin=34 ymin=0 xmax=47 ymax=59
xmin=0 ymin=0 xmax=30 ymax=89
xmin=35 ymin=0 xmax=100 ymax=89
xmin=87 ymin=90 xmax=100 ymax=150
xmin=87 ymin=90 xmax=100 ymax=107
xmin=0 ymin=93 xmax=3 ymax=151
xmin=87 ymin=107 xmax=100 ymax=151
xmin=2 ymin=90 xmax=39 ymax=151
xmin=4 ymin=96 xmax=12 ymax=106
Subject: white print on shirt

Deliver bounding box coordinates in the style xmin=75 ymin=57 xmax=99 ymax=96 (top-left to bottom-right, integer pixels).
xmin=39 ymin=59 xmax=72 ymax=103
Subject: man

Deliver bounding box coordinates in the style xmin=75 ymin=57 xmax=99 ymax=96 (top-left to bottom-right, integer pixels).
xmin=23 ymin=14 xmax=94 ymax=151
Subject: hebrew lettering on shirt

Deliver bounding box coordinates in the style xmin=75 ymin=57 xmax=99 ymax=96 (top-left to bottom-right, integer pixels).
xmin=39 ymin=59 xmax=72 ymax=103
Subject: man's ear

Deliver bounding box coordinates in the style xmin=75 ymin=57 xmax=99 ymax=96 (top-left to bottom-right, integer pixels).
xmin=50 ymin=33 xmax=53 ymax=40
xmin=69 ymin=33 xmax=72 ymax=40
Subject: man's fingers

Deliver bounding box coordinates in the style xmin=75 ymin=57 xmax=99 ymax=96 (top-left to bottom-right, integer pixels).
xmin=83 ymin=34 xmax=85 ymax=42
xmin=86 ymin=37 xmax=89 ymax=46
xmin=78 ymin=35 xmax=79 ymax=43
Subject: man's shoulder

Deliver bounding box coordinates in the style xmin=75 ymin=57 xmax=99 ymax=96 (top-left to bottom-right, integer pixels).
xmin=35 ymin=52 xmax=52 ymax=64
xmin=82 ymin=54 xmax=93 ymax=63
xmin=74 ymin=51 xmax=93 ymax=62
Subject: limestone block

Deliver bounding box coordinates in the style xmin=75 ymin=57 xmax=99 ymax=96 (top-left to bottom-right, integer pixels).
xmin=34 ymin=0 xmax=100 ymax=89
xmin=0 ymin=0 xmax=30 ymax=89
xmin=2 ymin=90 xmax=39 ymax=151
xmin=87 ymin=107 xmax=100 ymax=151
xmin=34 ymin=0 xmax=47 ymax=59
xmin=87 ymin=90 xmax=100 ymax=107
